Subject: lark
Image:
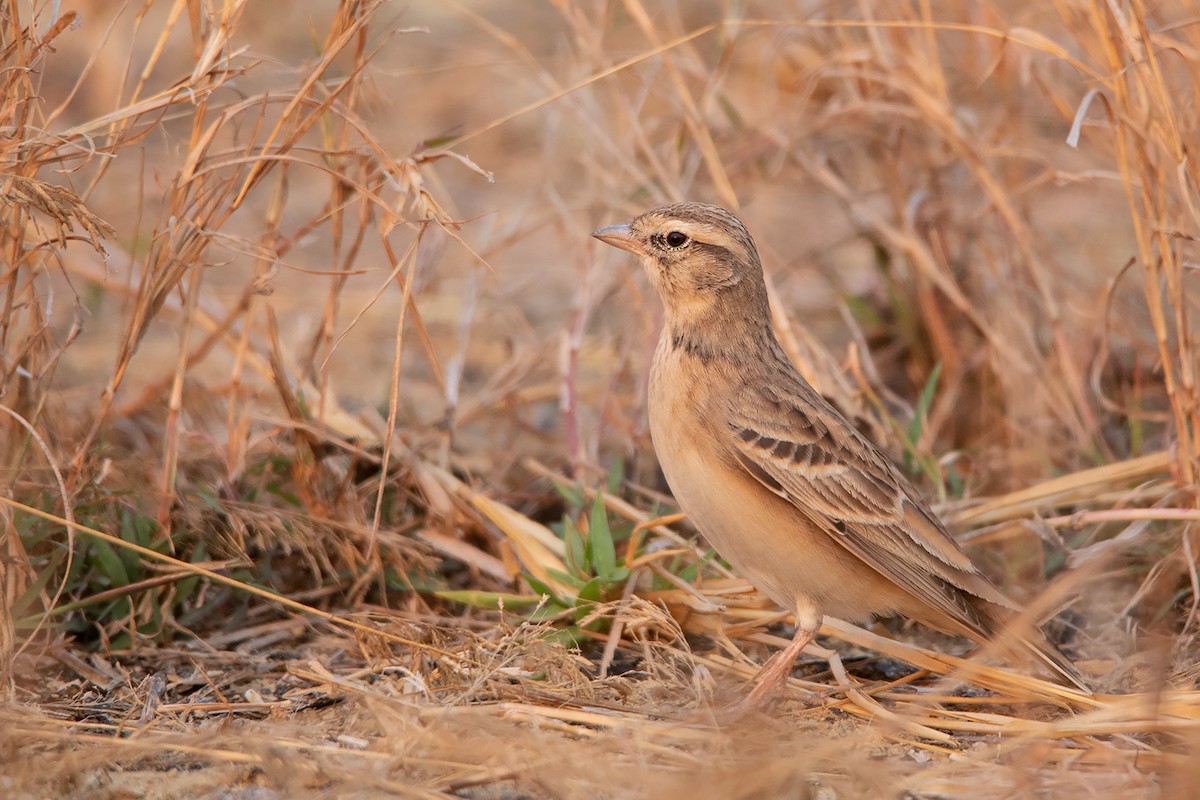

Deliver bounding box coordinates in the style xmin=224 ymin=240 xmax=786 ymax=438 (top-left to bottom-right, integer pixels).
xmin=593 ymin=202 xmax=1088 ymax=703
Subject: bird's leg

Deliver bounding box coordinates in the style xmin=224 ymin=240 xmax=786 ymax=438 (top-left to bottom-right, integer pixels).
xmin=740 ymin=605 xmax=822 ymax=708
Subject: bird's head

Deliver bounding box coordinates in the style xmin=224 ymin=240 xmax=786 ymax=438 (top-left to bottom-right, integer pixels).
xmin=592 ymin=202 xmax=768 ymax=327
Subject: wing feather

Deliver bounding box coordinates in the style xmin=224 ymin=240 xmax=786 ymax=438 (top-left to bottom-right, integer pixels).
xmin=727 ymin=385 xmax=1012 ymax=632
xmin=722 ymin=358 xmax=1089 ymax=692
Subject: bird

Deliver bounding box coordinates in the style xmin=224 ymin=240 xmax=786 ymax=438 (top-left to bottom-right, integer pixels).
xmin=592 ymin=202 xmax=1089 ymax=703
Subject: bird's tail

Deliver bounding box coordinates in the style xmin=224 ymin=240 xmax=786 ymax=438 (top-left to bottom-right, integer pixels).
xmin=976 ymin=602 xmax=1092 ymax=695
xmin=1019 ymin=629 xmax=1092 ymax=694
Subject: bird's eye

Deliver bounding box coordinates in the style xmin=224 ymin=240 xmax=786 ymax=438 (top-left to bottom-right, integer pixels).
xmin=665 ymin=231 xmax=689 ymax=248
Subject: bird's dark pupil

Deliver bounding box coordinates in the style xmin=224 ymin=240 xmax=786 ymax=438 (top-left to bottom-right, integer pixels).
xmin=666 ymin=231 xmax=688 ymax=247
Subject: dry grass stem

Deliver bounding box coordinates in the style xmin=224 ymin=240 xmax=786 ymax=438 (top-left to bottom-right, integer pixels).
xmin=3 ymin=1 xmax=1198 ymax=797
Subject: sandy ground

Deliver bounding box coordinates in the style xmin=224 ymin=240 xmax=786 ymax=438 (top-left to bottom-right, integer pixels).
xmin=5 ymin=1 xmax=1185 ymax=797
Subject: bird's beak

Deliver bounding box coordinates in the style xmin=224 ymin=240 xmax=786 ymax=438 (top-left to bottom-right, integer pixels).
xmin=592 ymin=223 xmax=645 ymax=256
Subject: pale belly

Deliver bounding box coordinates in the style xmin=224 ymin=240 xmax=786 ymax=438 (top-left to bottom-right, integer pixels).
xmin=648 ymin=360 xmax=906 ymax=623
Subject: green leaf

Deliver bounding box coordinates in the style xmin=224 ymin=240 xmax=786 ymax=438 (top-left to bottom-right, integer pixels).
xmin=550 ymin=479 xmax=584 ymax=508
xmin=577 ymin=576 xmax=604 ymax=603
xmin=844 ymin=293 xmax=881 ymax=327
xmin=265 ymin=480 xmax=302 ymax=507
xmin=91 ymin=538 xmax=130 ymax=588
xmin=606 ymin=457 xmax=625 ymax=494
xmin=542 ymin=625 xmax=583 ymax=647
xmin=543 ymin=568 xmax=585 ymax=592
xmin=526 ymin=602 xmax=574 ymax=622
xmin=175 ymin=539 xmax=208 ymax=607
xmin=907 ymin=361 xmax=942 ymax=445
xmin=1127 ymin=412 xmax=1143 ymax=456
xmin=9 ymin=548 xmax=67 ymax=624
xmin=100 ymin=596 xmax=132 ymax=621
xmin=422 ymin=131 xmax=461 ymax=149
xmin=604 ymin=566 xmax=630 ymax=583
xmin=946 ymin=461 xmax=964 ymax=499
xmin=563 ymin=515 xmax=587 ymax=577
xmin=144 ymin=597 xmax=165 ymax=637
xmin=574 ymin=577 xmax=613 ymax=632
xmin=525 ymin=574 xmax=573 ymax=605
xmin=588 ymin=495 xmax=618 ymax=580
xmin=132 ymin=510 xmax=155 ymax=549
xmin=574 ymin=577 xmax=604 ymax=621
xmin=116 ymin=510 xmax=144 ymax=577
xmin=193 ymin=488 xmax=223 ymax=511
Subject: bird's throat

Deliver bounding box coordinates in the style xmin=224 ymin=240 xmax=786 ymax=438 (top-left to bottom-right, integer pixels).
xmin=663 ymin=315 xmax=775 ymax=366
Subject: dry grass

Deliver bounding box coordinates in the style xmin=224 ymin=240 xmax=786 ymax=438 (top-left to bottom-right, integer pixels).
xmin=2 ymin=0 xmax=1199 ymax=797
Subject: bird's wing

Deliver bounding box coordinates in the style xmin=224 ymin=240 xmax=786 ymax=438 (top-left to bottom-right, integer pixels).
xmin=726 ymin=380 xmax=1093 ymax=692
xmin=724 ymin=379 xmax=1014 ymax=635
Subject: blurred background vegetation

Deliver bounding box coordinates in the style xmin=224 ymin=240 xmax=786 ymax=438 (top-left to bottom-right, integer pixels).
xmin=1 ymin=1 xmax=1198 ymax=797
